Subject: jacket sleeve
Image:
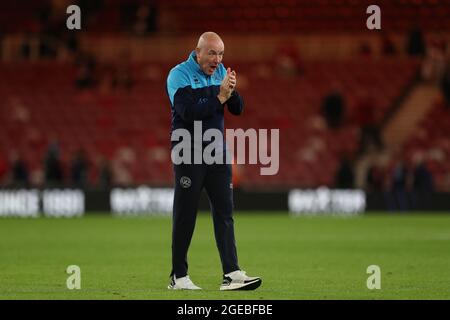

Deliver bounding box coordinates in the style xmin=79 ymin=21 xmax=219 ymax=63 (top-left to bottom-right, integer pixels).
xmin=219 ymin=64 xmax=244 ymax=116
xmin=226 ymin=90 xmax=244 ymax=116
xmin=167 ymin=69 xmax=223 ymax=122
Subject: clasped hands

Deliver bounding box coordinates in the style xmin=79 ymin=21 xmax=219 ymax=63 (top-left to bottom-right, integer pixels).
xmin=217 ymin=67 xmax=237 ymax=104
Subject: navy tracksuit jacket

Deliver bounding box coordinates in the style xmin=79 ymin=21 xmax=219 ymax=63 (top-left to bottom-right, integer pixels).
xmin=166 ymin=51 xmax=244 ymax=277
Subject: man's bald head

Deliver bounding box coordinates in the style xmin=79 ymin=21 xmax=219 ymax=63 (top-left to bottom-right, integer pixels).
xmin=197 ymin=32 xmax=224 ymax=50
xmin=195 ymin=31 xmax=225 ymax=75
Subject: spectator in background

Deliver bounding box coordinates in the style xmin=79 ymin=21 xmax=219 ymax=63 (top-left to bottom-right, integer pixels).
xmin=354 ymin=90 xmax=383 ymax=154
xmin=39 ymin=36 xmax=58 ymax=59
xmin=8 ymin=96 xmax=30 ymax=123
xmin=389 ymin=160 xmax=410 ymax=211
xmin=422 ymin=38 xmax=447 ymax=83
xmin=133 ymin=1 xmax=158 ymax=36
xmin=321 ymin=88 xmax=346 ymax=129
xmin=44 ymin=140 xmax=63 ymax=186
xmin=334 ymin=156 xmax=354 ymax=189
xmin=32 ymin=0 xmax=82 ymax=60
xmin=61 ymin=32 xmax=80 ymax=57
xmin=70 ymin=150 xmax=89 ymax=187
xmin=406 ymin=26 xmax=426 ymax=57
xmin=10 ymin=153 xmax=29 ymax=187
xmin=440 ymin=63 xmax=450 ymax=107
xmin=410 ymin=158 xmax=434 ymax=210
xmin=97 ymin=157 xmax=112 ymax=189
xmin=365 ymin=164 xmax=384 ymax=193
xmin=20 ymin=33 xmax=34 ymax=59
xmin=31 ymin=0 xmax=59 ymax=59
xmin=413 ymin=160 xmax=433 ymax=193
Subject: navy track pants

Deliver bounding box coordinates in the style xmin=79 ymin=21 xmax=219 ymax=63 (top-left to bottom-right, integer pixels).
xmin=171 ymin=162 xmax=240 ymax=278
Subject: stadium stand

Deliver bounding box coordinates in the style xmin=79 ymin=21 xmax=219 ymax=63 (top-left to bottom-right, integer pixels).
xmin=2 ymin=0 xmax=450 ymax=34
xmin=0 ymin=57 xmax=419 ymax=188
xmin=402 ymin=99 xmax=450 ymax=191
xmin=0 ymin=0 xmax=447 ymax=192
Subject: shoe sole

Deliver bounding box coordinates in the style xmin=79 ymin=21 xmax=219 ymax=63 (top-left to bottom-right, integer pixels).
xmin=220 ymin=278 xmax=262 ymax=291
xmin=168 ymin=285 xmax=202 ymax=290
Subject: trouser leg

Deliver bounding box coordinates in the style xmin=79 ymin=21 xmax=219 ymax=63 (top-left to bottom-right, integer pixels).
xmin=171 ymin=163 xmax=205 ymax=278
xmin=204 ymin=163 xmax=240 ymax=274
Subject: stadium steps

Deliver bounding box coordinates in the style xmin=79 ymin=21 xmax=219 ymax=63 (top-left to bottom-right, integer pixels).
xmin=382 ymin=83 xmax=441 ymax=151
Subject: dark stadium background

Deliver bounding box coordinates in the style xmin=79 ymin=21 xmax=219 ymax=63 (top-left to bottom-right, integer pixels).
xmin=1 ymin=0 xmax=450 ymax=303
xmin=0 ymin=0 xmax=449 ymax=214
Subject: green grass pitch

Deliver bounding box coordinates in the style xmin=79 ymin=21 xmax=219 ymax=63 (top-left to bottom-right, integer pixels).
xmin=0 ymin=212 xmax=449 ymax=299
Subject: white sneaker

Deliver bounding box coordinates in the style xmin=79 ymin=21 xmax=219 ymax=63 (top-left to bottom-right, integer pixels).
xmin=168 ymin=275 xmax=202 ymax=290
xmin=220 ymin=270 xmax=262 ymax=291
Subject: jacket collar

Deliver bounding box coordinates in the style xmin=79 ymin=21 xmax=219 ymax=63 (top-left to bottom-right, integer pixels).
xmin=188 ymin=50 xmax=207 ymax=76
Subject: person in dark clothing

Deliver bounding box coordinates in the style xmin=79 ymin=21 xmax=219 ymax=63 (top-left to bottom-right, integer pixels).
xmin=392 ymin=162 xmax=407 ymax=191
xmin=20 ymin=33 xmax=33 ymax=59
xmin=44 ymin=140 xmax=63 ymax=186
xmin=335 ymin=157 xmax=355 ymax=189
xmin=63 ymin=33 xmax=80 ymax=55
xmin=166 ymin=32 xmax=261 ymax=291
xmin=389 ymin=161 xmax=410 ymax=211
xmin=10 ymin=154 xmax=29 ymax=187
xmin=97 ymin=157 xmax=112 ymax=189
xmin=354 ymin=91 xmax=383 ymax=154
xmin=440 ymin=66 xmax=450 ymax=107
xmin=321 ymin=91 xmax=346 ymax=129
xmin=411 ymin=160 xmax=434 ymax=209
xmin=70 ymin=150 xmax=89 ymax=187
xmin=132 ymin=2 xmax=158 ymax=36
xmin=413 ymin=161 xmax=434 ymax=193
xmin=359 ymin=126 xmax=383 ymax=154
xmin=381 ymin=32 xmax=396 ymax=56
xmin=406 ymin=26 xmax=426 ymax=56
xmin=366 ymin=165 xmax=384 ymax=193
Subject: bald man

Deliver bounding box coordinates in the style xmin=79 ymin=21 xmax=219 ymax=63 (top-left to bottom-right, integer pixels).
xmin=166 ymin=32 xmax=262 ymax=291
